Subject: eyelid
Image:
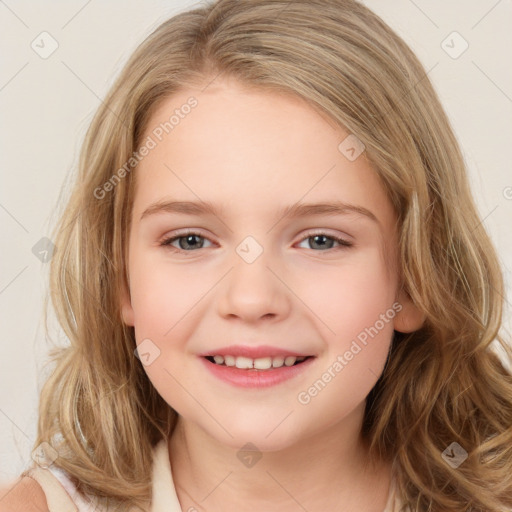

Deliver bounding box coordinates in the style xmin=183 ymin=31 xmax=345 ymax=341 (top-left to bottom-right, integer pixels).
xmin=160 ymin=227 xmax=210 ymax=239
xmin=159 ymin=228 xmax=215 ymax=246
xmin=299 ymin=228 xmax=353 ymax=242
xmin=159 ymin=228 xmax=354 ymax=251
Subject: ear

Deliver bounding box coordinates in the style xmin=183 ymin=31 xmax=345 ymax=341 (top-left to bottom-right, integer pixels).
xmin=119 ymin=278 xmax=135 ymax=327
xmin=393 ymin=286 xmax=426 ymax=333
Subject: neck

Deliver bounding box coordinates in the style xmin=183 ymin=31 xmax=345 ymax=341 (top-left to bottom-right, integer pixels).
xmin=168 ymin=403 xmax=393 ymax=512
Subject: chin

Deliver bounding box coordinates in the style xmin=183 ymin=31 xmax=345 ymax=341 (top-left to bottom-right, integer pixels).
xmin=206 ymin=418 xmax=303 ymax=453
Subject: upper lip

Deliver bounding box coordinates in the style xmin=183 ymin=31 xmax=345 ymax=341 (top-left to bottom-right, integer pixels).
xmin=199 ymin=344 xmax=314 ymax=359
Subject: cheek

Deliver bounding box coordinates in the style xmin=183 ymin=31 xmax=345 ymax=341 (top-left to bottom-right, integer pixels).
xmin=128 ymin=251 xmax=199 ymax=332
xmin=128 ymin=258 xmax=197 ymax=410
xmin=303 ymin=248 xmax=396 ymax=337
xmin=301 ymin=249 xmax=396 ymax=394
xmin=296 ymin=276 xmax=395 ymax=424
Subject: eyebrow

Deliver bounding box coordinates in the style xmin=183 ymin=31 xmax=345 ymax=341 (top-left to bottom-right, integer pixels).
xmin=140 ymin=199 xmax=379 ymax=225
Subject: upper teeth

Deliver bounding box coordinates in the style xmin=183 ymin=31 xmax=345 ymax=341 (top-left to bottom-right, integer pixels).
xmin=212 ymin=355 xmax=306 ymax=369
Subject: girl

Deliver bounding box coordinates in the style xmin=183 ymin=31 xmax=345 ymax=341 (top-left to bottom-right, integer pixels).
xmin=2 ymin=0 xmax=511 ymax=510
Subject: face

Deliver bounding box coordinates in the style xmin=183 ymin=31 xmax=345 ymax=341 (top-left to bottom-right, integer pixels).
xmin=120 ymin=76 xmax=424 ymax=452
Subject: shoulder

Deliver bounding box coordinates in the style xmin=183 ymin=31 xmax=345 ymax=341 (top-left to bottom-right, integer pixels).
xmin=0 ymin=476 xmax=49 ymax=512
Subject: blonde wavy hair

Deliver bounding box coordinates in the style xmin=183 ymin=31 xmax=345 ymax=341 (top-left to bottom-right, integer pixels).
xmin=26 ymin=0 xmax=512 ymax=510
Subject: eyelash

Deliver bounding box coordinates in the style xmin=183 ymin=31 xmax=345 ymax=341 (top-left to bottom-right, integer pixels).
xmin=159 ymin=230 xmax=353 ymax=253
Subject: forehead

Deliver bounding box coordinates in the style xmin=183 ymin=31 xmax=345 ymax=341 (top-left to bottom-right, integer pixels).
xmin=132 ymin=78 xmax=395 ymax=228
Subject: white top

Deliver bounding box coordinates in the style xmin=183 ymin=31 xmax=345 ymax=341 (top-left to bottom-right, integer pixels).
xmin=24 ymin=439 xmax=403 ymax=511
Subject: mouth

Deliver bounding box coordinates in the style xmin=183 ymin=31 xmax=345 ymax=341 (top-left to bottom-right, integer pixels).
xmin=200 ymin=352 xmax=316 ymax=388
xmin=203 ymin=355 xmax=314 ymax=370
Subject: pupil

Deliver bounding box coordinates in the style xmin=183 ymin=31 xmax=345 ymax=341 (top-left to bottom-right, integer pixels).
xmin=181 ymin=234 xmax=202 ymax=250
xmin=311 ymin=235 xmax=333 ymax=250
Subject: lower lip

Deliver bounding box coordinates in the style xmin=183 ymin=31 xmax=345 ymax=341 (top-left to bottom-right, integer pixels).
xmin=199 ymin=356 xmax=316 ymax=388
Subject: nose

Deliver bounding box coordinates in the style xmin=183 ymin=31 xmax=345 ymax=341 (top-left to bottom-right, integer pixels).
xmin=216 ymin=250 xmax=292 ymax=324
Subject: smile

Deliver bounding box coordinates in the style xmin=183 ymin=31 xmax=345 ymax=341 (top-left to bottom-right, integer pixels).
xmin=205 ymin=355 xmax=311 ymax=369
xmin=200 ymin=354 xmax=316 ymax=388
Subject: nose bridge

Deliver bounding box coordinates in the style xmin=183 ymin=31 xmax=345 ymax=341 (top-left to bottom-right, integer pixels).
xmin=216 ymin=235 xmax=290 ymax=321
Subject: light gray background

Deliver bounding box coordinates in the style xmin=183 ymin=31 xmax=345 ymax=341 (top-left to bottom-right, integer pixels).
xmin=1 ymin=0 xmax=511 ymax=480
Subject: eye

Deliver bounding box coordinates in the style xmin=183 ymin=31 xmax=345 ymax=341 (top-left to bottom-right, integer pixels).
xmin=160 ymin=231 xmax=214 ymax=252
xmin=296 ymin=232 xmax=353 ymax=251
xmin=159 ymin=230 xmax=353 ymax=253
